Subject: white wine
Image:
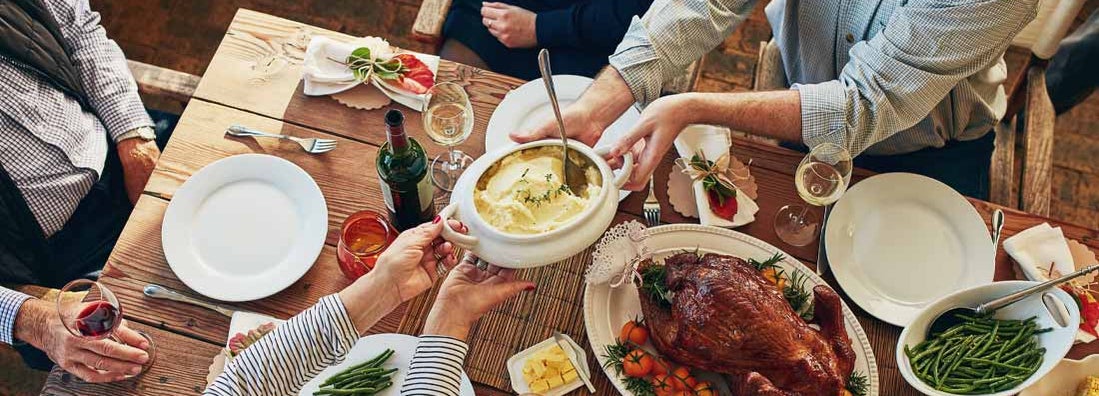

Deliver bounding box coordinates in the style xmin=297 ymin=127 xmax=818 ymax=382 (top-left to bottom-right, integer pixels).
xmin=424 ymin=102 xmax=473 ymax=146
xmin=795 ymin=161 xmax=846 ymax=206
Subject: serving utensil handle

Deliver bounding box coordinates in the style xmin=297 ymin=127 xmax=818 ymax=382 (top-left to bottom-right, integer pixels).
xmin=594 ymin=146 xmax=634 ymax=189
xmin=438 ymin=203 xmax=478 ymax=250
xmin=976 ymin=264 xmax=1099 ymax=315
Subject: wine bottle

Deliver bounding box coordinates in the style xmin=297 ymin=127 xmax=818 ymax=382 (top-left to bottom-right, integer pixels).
xmin=376 ymin=109 xmax=436 ymax=231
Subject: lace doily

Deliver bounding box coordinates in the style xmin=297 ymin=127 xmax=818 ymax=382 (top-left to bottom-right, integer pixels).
xmin=587 ymin=221 xmax=650 ymax=287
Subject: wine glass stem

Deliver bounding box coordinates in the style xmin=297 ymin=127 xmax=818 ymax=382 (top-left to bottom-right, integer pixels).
xmin=797 ymin=205 xmax=810 ymax=225
xmin=446 ymin=145 xmax=459 ymax=171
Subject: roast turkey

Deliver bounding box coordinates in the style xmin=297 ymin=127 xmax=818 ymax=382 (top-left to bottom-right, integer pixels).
xmin=637 ymin=252 xmax=857 ymax=396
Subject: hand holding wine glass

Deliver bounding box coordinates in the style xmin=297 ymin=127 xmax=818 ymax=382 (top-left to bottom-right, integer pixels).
xmin=55 ymin=280 xmax=156 ymax=379
xmin=775 ymin=142 xmax=853 ymax=246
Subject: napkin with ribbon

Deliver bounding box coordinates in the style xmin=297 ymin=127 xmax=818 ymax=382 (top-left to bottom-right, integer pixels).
xmin=206 ymin=311 xmax=284 ymax=385
xmin=1004 ymin=223 xmax=1076 ymax=282
xmin=671 ymin=125 xmax=759 ymax=227
xmin=301 ymin=36 xmax=439 ymax=111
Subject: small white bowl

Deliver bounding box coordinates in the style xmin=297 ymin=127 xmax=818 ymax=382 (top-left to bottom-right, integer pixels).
xmin=506 ymin=334 xmax=589 ymax=396
xmin=1020 ymin=355 xmax=1099 ymax=396
xmin=897 ymin=281 xmax=1080 ymax=396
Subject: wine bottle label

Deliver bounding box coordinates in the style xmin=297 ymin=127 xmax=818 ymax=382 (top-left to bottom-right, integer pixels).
xmin=417 ymin=173 xmax=434 ymax=211
xmin=380 ymin=181 xmax=397 ymax=213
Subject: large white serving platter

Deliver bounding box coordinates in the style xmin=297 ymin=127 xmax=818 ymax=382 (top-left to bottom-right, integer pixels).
xmin=825 ymin=173 xmax=994 ymax=327
xmin=299 ymin=333 xmax=475 ymax=396
xmin=484 ymin=74 xmax=640 ymax=201
xmin=583 ymin=224 xmax=879 ymax=395
xmin=162 ymin=154 xmax=328 ymax=302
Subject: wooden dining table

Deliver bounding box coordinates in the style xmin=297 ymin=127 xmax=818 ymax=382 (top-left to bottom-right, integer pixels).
xmin=38 ymin=8 xmax=1099 ymax=396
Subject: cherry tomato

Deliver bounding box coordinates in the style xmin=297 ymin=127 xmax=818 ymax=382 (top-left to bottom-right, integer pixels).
xmin=651 ymin=374 xmax=675 ymax=396
xmin=670 ymin=366 xmax=694 ymax=390
xmin=694 ymin=381 xmax=716 ymax=396
xmin=650 ymin=356 xmax=671 ymax=376
xmin=619 ymin=319 xmax=649 ymax=346
xmin=622 ymin=349 xmax=653 ymax=377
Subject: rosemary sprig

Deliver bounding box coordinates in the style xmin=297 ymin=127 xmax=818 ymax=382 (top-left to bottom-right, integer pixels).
xmin=847 ymin=371 xmax=869 ymax=396
xmin=640 ymin=265 xmax=673 ymax=307
xmin=785 ymin=269 xmax=815 ymax=321
xmin=749 ymin=252 xmax=784 ymax=271
xmin=601 ymin=342 xmax=630 ymax=376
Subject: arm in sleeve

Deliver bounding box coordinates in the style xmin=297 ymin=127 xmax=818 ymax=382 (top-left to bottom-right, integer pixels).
xmin=399 ymin=336 xmax=469 ymax=396
xmin=535 ymin=0 xmax=653 ymax=53
xmin=44 ymin=0 xmax=153 ymax=142
xmin=609 ymin=0 xmax=758 ymax=106
xmin=794 ymin=0 xmax=1037 ymax=156
xmin=204 ymin=295 xmax=360 ymax=396
xmin=0 ymin=287 xmax=33 ymax=345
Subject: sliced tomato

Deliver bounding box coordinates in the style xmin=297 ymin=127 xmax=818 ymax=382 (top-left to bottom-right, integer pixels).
xmin=707 ymin=189 xmax=738 ymax=220
xmin=1076 ymin=288 xmax=1099 ymax=336
xmin=386 ymin=54 xmax=435 ymax=94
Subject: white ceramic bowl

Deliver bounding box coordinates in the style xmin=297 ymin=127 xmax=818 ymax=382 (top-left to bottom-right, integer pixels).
xmin=439 ymin=139 xmax=632 ymax=268
xmin=897 ymin=281 xmax=1080 ymax=396
xmin=1020 ymin=355 xmax=1099 ymax=396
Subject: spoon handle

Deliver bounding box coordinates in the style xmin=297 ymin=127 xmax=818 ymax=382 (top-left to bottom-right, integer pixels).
xmin=976 ymin=264 xmax=1099 ymax=315
xmin=537 ymin=49 xmax=570 ymax=187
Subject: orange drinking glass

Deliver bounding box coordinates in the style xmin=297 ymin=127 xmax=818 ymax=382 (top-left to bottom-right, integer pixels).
xmin=337 ymin=210 xmax=397 ymax=281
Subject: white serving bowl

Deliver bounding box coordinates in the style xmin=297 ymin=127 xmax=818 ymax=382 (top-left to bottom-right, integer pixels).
xmin=897 ymin=281 xmax=1080 ymax=396
xmin=1020 ymin=355 xmax=1099 ymax=396
xmin=438 ymin=139 xmax=632 ymax=268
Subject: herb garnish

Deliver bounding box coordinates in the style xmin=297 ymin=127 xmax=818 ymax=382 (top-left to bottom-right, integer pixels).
xmin=750 ymin=253 xmax=815 ymax=320
xmin=602 ymin=341 xmax=657 ymax=396
xmin=847 ymin=371 xmax=869 ymax=396
xmin=688 ymin=153 xmax=737 ymax=206
xmin=345 ymin=47 xmax=404 ymax=82
xmin=639 ymin=265 xmax=673 ymax=307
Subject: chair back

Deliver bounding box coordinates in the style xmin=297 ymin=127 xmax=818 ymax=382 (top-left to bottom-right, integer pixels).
xmin=1011 ymin=0 xmax=1085 ymax=59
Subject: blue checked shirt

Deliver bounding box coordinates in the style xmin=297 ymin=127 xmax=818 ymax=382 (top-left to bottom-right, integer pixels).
xmin=0 ymin=287 xmax=32 ymax=345
xmin=609 ymin=0 xmax=1037 ymax=156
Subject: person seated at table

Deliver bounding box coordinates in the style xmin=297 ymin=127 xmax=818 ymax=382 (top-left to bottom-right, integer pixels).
xmin=440 ymin=0 xmax=654 ymax=80
xmin=1 ymin=0 xmax=165 ymax=285
xmin=1 ymin=286 xmax=153 ymax=382
xmin=513 ymin=0 xmax=1038 ymax=200
xmin=204 ymin=218 xmax=535 ymax=396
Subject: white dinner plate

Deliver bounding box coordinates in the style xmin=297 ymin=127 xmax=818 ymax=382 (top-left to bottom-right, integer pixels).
xmin=584 ymin=224 xmax=879 ymax=396
xmin=162 ymin=154 xmax=328 ymax=302
xmin=484 ymin=74 xmax=639 ymax=201
xmin=299 ymin=333 xmax=476 ymax=396
xmin=825 ymin=173 xmax=994 ymax=327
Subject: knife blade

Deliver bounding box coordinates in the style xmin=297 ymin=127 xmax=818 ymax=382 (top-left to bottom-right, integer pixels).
xmin=143 ymin=284 xmax=236 ymax=317
xmin=553 ymin=332 xmax=595 ymax=393
xmin=816 ymin=204 xmax=833 ymax=276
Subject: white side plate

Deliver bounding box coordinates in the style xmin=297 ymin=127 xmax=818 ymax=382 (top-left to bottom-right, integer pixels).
xmin=826 ymin=173 xmax=994 ymax=326
xmin=583 ymin=224 xmax=879 ymax=395
xmin=162 ymin=154 xmax=328 ymax=302
xmin=484 ymin=75 xmax=639 ymax=201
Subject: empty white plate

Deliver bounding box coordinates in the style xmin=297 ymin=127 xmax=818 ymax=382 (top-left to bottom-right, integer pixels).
xmin=162 ymin=154 xmax=328 ymax=302
xmin=484 ymin=74 xmax=639 ymax=201
xmin=825 ymin=173 xmax=994 ymax=327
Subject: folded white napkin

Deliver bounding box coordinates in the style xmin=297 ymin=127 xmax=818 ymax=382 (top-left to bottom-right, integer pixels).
xmin=1004 ymin=222 xmax=1075 ymax=282
xmin=672 ymin=125 xmax=758 ymax=227
xmin=301 ymin=36 xmax=440 ymax=110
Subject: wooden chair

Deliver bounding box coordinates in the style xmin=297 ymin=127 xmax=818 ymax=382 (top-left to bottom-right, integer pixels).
xmin=410 ymin=0 xmax=703 ymax=94
xmin=990 ymin=0 xmax=1085 ymax=215
xmin=126 ymin=60 xmax=200 ymax=114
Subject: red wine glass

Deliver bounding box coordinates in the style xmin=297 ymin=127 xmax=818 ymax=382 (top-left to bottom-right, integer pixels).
xmin=56 ymin=279 xmax=157 ymax=377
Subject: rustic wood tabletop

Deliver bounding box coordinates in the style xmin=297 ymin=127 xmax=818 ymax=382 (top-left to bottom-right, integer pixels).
xmin=39 ymin=8 xmax=1099 ymax=396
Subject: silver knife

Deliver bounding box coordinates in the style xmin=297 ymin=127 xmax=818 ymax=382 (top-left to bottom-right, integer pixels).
xmin=816 ymin=204 xmax=833 ymax=276
xmin=553 ymin=332 xmax=595 ymax=394
xmin=143 ymin=284 xmax=236 ymax=317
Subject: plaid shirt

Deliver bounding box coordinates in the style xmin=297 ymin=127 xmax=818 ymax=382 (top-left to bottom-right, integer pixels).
xmin=0 ymin=0 xmax=151 ymax=236
xmin=0 ymin=287 xmax=32 ymax=345
xmin=609 ymin=0 xmax=1037 ymax=156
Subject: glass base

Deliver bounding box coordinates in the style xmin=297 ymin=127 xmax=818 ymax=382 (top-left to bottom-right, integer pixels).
xmin=774 ymin=204 xmax=819 ymax=247
xmin=105 ymin=331 xmax=156 ymax=378
xmin=431 ymin=150 xmax=474 ymax=192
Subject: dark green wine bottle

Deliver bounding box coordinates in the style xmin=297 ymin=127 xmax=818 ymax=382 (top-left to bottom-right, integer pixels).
xmin=376 ymin=109 xmax=436 ymax=231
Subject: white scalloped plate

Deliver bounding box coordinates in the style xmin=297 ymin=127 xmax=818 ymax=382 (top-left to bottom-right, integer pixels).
xmin=583 ymin=224 xmax=879 ymax=395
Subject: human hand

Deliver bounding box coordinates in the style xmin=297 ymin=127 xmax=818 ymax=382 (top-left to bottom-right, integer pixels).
xmin=609 ymin=94 xmax=697 ymax=190
xmin=481 ymin=2 xmax=537 ymax=49
xmin=422 ymin=256 xmax=535 ymax=340
xmin=14 ymin=299 xmax=150 ymax=382
xmin=370 ymin=218 xmax=463 ymax=303
xmin=117 ymin=137 xmax=160 ymax=204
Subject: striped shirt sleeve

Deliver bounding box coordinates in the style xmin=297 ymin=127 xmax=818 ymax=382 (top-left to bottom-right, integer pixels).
xmin=400 ymin=336 xmax=469 ymax=396
xmin=0 ymin=287 xmax=33 ymax=345
xmin=204 ymin=295 xmax=359 ymax=396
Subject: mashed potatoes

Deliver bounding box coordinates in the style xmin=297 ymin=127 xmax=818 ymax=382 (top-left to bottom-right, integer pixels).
xmin=474 ymin=146 xmax=601 ymax=234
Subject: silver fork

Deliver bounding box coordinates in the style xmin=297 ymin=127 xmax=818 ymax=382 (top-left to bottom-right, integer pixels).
xmin=226 ymin=124 xmax=337 ymax=154
xmin=643 ymin=175 xmax=661 ymax=226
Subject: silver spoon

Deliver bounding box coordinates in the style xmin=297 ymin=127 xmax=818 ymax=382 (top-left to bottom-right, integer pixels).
xmin=536 ymin=49 xmax=587 ymax=195
xmin=928 ymin=264 xmax=1099 ymax=337
xmin=991 ymin=209 xmax=1005 ymax=253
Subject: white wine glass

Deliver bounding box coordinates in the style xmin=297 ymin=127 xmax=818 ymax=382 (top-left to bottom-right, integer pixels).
xmin=774 ymin=142 xmax=853 ymax=247
xmin=422 ymin=82 xmax=475 ymax=192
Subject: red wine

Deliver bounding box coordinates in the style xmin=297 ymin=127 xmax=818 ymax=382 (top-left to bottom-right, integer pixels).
xmin=376 ymin=109 xmax=436 ymax=230
xmin=76 ymin=301 xmax=121 ymax=338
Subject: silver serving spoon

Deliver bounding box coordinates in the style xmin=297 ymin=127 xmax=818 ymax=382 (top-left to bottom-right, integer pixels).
xmin=991 ymin=209 xmax=1005 ymax=253
xmin=536 ymin=49 xmax=588 ymax=195
xmin=927 ymin=264 xmax=1099 ymax=337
